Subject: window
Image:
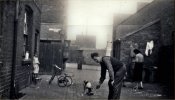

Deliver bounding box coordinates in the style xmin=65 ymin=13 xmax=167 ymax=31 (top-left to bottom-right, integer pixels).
xmin=34 ymin=30 xmax=39 ymax=54
xmin=23 ymin=6 xmax=33 ymax=59
xmin=23 ymin=11 xmax=29 ymax=57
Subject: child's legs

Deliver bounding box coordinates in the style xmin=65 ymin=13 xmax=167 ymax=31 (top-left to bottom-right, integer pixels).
xmin=32 ymin=73 xmax=37 ymax=85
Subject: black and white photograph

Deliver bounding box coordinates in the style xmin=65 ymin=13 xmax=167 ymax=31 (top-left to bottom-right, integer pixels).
xmin=0 ymin=0 xmax=174 ymax=99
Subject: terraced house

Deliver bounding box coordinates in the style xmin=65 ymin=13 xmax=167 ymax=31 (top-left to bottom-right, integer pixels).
xmin=0 ymin=0 xmax=41 ymax=99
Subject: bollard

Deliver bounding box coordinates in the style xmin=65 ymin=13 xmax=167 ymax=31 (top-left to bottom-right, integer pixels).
xmin=77 ymin=62 xmax=82 ymax=70
xmin=150 ymin=66 xmax=157 ymax=83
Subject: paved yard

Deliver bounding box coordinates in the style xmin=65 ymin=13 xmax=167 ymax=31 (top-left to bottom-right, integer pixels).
xmin=19 ymin=63 xmax=166 ymax=100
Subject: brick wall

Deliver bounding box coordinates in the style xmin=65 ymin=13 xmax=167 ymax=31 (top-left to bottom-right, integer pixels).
xmin=120 ymin=22 xmax=161 ymax=67
xmin=67 ymin=49 xmax=83 ymax=63
xmin=0 ymin=1 xmax=41 ymax=98
xmin=83 ymin=49 xmax=105 ymax=65
xmin=0 ymin=2 xmax=2 ymax=61
xmin=113 ymin=0 xmax=174 ymax=73
xmin=116 ymin=25 xmax=141 ymax=39
xmin=40 ymin=0 xmax=67 ymax=23
xmin=68 ymin=49 xmax=105 ymax=65
xmin=40 ymin=23 xmax=62 ymax=40
xmin=115 ymin=0 xmax=174 ymax=46
xmin=0 ymin=1 xmax=16 ymax=98
xmin=14 ymin=1 xmax=41 ymax=92
xmin=113 ymin=0 xmax=174 ymax=93
xmin=40 ymin=0 xmax=67 ymax=39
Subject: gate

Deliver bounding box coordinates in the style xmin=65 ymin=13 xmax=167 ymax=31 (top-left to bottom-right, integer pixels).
xmin=39 ymin=40 xmax=63 ymax=74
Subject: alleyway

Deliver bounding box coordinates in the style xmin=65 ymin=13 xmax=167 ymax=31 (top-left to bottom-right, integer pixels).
xmin=0 ymin=0 xmax=174 ymax=99
xmin=19 ymin=63 xmax=166 ymax=100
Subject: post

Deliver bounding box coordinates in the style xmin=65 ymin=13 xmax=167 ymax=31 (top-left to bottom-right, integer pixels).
xmin=60 ymin=30 xmax=65 ymax=69
xmin=77 ymin=50 xmax=83 ymax=70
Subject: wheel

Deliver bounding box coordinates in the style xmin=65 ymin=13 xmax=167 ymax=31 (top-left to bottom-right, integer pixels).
xmin=57 ymin=76 xmax=67 ymax=87
xmin=65 ymin=76 xmax=72 ymax=87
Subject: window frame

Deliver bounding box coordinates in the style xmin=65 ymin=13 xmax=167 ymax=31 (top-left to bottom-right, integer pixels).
xmin=34 ymin=30 xmax=39 ymax=54
xmin=23 ymin=6 xmax=33 ymax=59
xmin=23 ymin=10 xmax=29 ymax=57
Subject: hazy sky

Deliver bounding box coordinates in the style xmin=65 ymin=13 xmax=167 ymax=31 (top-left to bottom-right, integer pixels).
xmin=66 ymin=0 xmax=153 ymax=49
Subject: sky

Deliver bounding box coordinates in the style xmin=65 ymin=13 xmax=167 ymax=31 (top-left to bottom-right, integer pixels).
xmin=66 ymin=0 xmax=153 ymax=49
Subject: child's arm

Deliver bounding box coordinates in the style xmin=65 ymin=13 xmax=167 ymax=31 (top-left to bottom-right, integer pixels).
xmin=54 ymin=64 xmax=61 ymax=70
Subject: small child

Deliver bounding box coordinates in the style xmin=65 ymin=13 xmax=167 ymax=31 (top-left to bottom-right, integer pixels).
xmin=123 ymin=72 xmax=127 ymax=87
xmin=32 ymin=54 xmax=40 ymax=85
xmin=83 ymin=80 xmax=94 ymax=96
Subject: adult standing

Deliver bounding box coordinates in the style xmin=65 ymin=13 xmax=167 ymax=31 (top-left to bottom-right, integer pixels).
xmin=91 ymin=52 xmax=126 ymax=100
xmin=133 ymin=49 xmax=144 ymax=89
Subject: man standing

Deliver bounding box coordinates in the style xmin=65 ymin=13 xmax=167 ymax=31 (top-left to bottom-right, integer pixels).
xmin=91 ymin=52 xmax=126 ymax=100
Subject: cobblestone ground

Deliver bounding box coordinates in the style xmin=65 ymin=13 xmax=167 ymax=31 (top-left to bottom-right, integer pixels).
xmin=19 ymin=63 xmax=166 ymax=100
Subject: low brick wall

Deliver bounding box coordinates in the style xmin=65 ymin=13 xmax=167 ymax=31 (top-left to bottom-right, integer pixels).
xmin=83 ymin=49 xmax=105 ymax=65
xmin=67 ymin=49 xmax=105 ymax=65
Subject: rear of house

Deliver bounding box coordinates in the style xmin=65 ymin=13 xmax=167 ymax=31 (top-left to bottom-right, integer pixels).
xmin=0 ymin=0 xmax=41 ymax=98
xmin=113 ymin=0 xmax=174 ymax=98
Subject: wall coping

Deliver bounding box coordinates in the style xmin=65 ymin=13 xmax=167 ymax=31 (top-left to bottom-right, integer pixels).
xmin=120 ymin=19 xmax=160 ymax=40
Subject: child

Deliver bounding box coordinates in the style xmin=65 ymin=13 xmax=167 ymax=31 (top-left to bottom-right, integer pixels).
xmin=49 ymin=64 xmax=62 ymax=85
xmin=32 ymin=54 xmax=40 ymax=85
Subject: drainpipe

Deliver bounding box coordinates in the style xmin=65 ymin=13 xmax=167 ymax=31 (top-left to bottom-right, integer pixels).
xmin=10 ymin=0 xmax=19 ymax=99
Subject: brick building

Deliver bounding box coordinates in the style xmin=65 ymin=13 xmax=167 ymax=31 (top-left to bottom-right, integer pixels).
xmin=40 ymin=0 xmax=67 ymax=39
xmin=68 ymin=35 xmax=104 ymax=65
xmin=0 ymin=0 xmax=41 ymax=99
xmin=68 ymin=44 xmax=105 ymax=65
xmin=113 ymin=0 xmax=174 ymax=98
xmin=39 ymin=0 xmax=68 ymax=72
